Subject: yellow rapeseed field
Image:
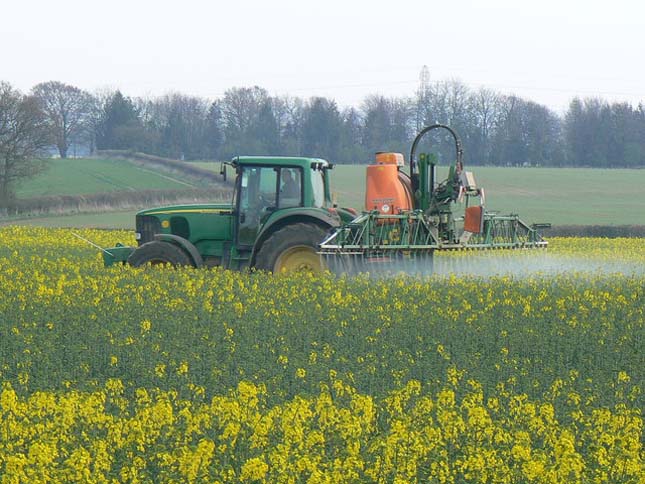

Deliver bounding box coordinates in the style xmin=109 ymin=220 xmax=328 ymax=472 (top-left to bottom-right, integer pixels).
xmin=0 ymin=227 xmax=643 ymax=483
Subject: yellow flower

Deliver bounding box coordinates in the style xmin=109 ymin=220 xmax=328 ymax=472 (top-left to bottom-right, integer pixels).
xmin=177 ymin=361 xmax=189 ymax=375
xmin=240 ymin=457 xmax=268 ymax=482
xmin=617 ymin=371 xmax=630 ymax=383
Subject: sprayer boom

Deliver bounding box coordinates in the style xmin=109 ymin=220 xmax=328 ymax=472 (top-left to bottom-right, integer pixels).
xmin=319 ymin=125 xmax=548 ymax=273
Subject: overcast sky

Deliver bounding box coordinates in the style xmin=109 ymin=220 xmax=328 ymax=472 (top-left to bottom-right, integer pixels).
xmin=3 ymin=0 xmax=644 ymax=112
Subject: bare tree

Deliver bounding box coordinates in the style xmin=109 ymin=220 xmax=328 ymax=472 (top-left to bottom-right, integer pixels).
xmin=468 ymin=88 xmax=501 ymax=164
xmin=86 ymin=88 xmax=117 ymax=154
xmin=361 ymin=95 xmax=413 ymax=155
xmin=274 ymin=95 xmax=304 ymax=156
xmin=0 ymin=82 xmax=50 ymax=207
xmin=31 ymin=81 xmax=93 ymax=158
xmin=220 ymin=86 xmax=268 ymax=157
xmin=445 ymin=80 xmax=470 ymax=131
xmin=301 ymin=97 xmax=342 ymax=161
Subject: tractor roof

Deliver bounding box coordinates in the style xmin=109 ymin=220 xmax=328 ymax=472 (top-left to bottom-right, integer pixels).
xmin=232 ymin=156 xmax=330 ymax=169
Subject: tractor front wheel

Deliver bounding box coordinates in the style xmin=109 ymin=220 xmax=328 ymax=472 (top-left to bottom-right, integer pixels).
xmin=255 ymin=223 xmax=327 ymax=274
xmin=127 ymin=241 xmax=193 ymax=267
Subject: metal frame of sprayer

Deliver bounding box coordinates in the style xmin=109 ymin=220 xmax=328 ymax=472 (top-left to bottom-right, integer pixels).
xmin=319 ymin=124 xmax=548 ymax=273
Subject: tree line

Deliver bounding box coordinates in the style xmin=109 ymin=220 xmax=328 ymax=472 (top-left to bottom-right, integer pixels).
xmin=1 ymin=77 xmax=645 ymax=204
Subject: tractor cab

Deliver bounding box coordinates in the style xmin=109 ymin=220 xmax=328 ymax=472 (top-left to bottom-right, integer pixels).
xmin=230 ymin=156 xmax=334 ymax=250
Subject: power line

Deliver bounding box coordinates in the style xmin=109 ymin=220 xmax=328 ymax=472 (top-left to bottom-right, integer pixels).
xmin=110 ymin=70 xmax=645 ymax=109
xmin=200 ymin=78 xmax=644 ymax=101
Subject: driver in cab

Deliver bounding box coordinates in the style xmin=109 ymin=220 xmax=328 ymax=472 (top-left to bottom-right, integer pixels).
xmin=281 ymin=170 xmax=299 ymax=198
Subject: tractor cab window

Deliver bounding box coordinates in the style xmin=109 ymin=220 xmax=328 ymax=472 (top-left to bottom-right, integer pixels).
xmin=311 ymin=168 xmax=325 ymax=208
xmin=278 ymin=167 xmax=302 ymax=208
xmin=237 ymin=166 xmax=278 ymax=247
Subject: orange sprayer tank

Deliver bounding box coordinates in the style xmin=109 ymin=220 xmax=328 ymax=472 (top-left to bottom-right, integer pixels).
xmin=365 ymin=152 xmax=413 ymax=215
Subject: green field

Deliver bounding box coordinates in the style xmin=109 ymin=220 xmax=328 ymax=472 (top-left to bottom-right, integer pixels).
xmin=4 ymin=159 xmax=644 ymax=228
xmin=17 ymin=158 xmax=196 ymax=197
xmin=194 ymin=162 xmax=645 ymax=226
xmin=2 ymin=210 xmax=139 ymax=229
xmin=329 ymin=165 xmax=645 ymax=226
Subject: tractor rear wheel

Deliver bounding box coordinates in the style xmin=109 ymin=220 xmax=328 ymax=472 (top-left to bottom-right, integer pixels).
xmin=127 ymin=241 xmax=193 ymax=267
xmin=254 ymin=223 xmax=327 ymax=274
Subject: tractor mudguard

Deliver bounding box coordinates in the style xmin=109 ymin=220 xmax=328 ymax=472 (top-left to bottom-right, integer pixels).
xmin=335 ymin=207 xmax=360 ymax=224
xmin=153 ymin=233 xmax=204 ymax=268
xmin=252 ymin=208 xmax=340 ymax=262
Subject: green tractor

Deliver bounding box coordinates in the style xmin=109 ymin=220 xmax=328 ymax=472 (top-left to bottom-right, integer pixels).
xmin=103 ymin=156 xmax=356 ymax=272
xmin=104 ymin=125 xmax=547 ymax=274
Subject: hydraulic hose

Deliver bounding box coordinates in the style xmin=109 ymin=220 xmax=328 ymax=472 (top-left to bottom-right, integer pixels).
xmin=409 ymin=124 xmax=463 ymax=193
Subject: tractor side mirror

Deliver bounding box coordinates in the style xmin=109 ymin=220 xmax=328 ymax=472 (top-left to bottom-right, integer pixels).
xmin=219 ymin=162 xmax=227 ymax=181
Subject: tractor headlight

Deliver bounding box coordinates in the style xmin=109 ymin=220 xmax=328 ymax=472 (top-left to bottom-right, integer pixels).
xmin=135 ymin=232 xmax=142 ymax=241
